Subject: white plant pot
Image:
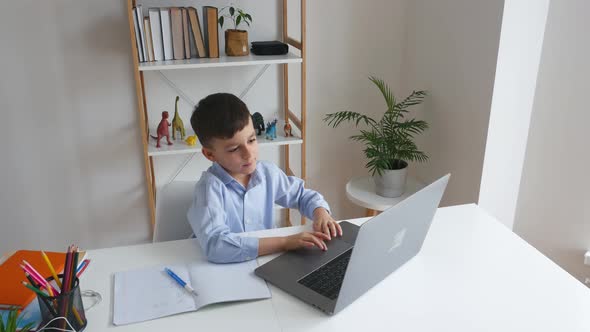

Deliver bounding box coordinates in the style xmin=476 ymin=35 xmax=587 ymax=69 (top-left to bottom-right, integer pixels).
xmin=373 ymin=164 xmax=408 ymax=198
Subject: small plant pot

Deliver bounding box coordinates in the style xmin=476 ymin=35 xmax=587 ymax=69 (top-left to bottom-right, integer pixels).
xmin=225 ymin=30 xmax=249 ymax=56
xmin=373 ymin=161 xmax=408 ymax=198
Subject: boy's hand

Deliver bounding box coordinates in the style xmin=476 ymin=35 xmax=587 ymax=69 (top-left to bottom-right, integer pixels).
xmin=284 ymin=232 xmax=330 ymax=251
xmin=312 ymin=208 xmax=343 ymax=240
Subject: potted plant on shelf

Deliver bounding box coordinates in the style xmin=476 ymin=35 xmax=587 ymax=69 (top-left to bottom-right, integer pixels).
xmin=218 ymin=5 xmax=252 ymax=56
xmin=324 ymin=76 xmax=429 ymax=198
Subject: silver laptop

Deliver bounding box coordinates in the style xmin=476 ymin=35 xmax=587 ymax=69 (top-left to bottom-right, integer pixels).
xmin=255 ymin=174 xmax=450 ymax=315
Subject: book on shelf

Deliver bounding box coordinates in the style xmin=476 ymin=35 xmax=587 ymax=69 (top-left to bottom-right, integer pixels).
xmin=135 ymin=5 xmax=147 ymax=62
xmin=186 ymin=11 xmax=198 ymax=58
xmin=170 ymin=7 xmax=184 ymax=60
xmin=132 ymin=6 xmax=144 ymax=62
xmin=181 ymin=7 xmax=191 ymax=59
xmin=148 ymin=8 xmax=164 ymax=61
xmin=202 ymin=6 xmax=219 ymax=58
xmin=143 ymin=17 xmax=155 ymax=62
xmin=160 ymin=8 xmax=174 ymax=60
xmin=187 ymin=7 xmax=206 ymax=58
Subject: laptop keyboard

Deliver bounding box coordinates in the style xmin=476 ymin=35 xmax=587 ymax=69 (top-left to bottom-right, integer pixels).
xmin=297 ymin=249 xmax=353 ymax=300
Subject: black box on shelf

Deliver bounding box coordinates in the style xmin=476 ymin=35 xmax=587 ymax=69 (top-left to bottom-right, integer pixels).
xmin=251 ymin=41 xmax=289 ymax=55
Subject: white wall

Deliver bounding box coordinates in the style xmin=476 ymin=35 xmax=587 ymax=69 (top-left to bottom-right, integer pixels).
xmin=512 ymin=0 xmax=590 ymax=282
xmin=0 ymin=0 xmax=409 ymax=252
xmin=401 ymin=0 xmax=504 ymax=206
xmin=0 ymin=1 xmax=151 ymax=252
xmin=479 ymin=0 xmax=550 ymax=229
xmin=305 ymin=0 xmax=408 ymax=220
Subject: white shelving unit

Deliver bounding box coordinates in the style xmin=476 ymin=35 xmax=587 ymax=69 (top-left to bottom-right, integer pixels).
xmin=127 ymin=0 xmax=307 ymax=233
xmin=148 ymin=136 xmax=303 ymax=157
xmin=138 ymin=53 xmax=302 ymax=71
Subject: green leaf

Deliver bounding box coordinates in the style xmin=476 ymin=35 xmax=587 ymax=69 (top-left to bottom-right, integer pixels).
xmin=323 ymin=111 xmax=377 ymax=129
xmin=5 ymin=310 xmax=15 ymax=332
xmin=236 ymin=15 xmax=242 ymax=28
xmin=0 ymin=311 xmax=5 ymax=332
xmin=369 ymin=76 xmax=396 ymax=113
xmin=394 ymin=90 xmax=427 ymax=110
xmin=229 ymin=7 xmax=235 ymax=16
xmin=218 ymin=16 xmax=224 ymax=28
xmin=19 ymin=322 xmax=35 ymax=332
xmin=246 ymin=14 xmax=253 ymax=22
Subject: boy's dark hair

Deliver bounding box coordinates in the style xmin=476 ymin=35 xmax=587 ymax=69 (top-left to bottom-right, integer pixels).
xmin=190 ymin=93 xmax=251 ymax=148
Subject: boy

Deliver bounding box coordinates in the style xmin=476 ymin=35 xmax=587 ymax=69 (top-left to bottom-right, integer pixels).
xmin=187 ymin=93 xmax=343 ymax=263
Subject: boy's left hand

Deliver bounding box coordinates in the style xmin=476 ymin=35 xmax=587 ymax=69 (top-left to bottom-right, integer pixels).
xmin=312 ymin=208 xmax=343 ymax=240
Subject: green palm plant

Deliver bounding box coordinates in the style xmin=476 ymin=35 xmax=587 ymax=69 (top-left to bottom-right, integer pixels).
xmin=0 ymin=308 xmax=35 ymax=332
xmin=324 ymin=76 xmax=428 ymax=176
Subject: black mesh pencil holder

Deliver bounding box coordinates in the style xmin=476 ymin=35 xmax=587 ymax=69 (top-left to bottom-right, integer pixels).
xmin=37 ymin=274 xmax=87 ymax=331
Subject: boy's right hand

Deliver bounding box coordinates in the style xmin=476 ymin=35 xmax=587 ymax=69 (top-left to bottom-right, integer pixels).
xmin=284 ymin=232 xmax=331 ymax=251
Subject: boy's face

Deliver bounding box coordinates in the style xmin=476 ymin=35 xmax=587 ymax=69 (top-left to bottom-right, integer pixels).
xmin=202 ymin=118 xmax=259 ymax=180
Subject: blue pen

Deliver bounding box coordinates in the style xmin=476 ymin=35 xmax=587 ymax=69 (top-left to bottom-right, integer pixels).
xmin=164 ymin=267 xmax=198 ymax=297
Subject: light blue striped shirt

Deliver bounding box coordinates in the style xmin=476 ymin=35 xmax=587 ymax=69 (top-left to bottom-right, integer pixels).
xmin=187 ymin=161 xmax=330 ymax=263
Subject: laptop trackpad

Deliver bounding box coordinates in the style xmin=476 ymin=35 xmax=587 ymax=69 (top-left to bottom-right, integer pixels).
xmin=278 ymin=238 xmax=354 ymax=280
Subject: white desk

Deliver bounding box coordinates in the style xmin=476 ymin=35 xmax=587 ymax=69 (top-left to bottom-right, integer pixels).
xmin=81 ymin=204 xmax=590 ymax=331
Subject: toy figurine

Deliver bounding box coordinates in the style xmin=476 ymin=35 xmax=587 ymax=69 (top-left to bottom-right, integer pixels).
xmin=284 ymin=121 xmax=293 ymax=137
xmin=252 ymin=112 xmax=265 ymax=136
xmin=171 ymin=96 xmax=186 ymax=140
xmin=185 ymin=135 xmax=197 ymax=146
xmin=265 ymin=119 xmax=278 ymax=140
xmin=150 ymin=111 xmax=173 ymax=148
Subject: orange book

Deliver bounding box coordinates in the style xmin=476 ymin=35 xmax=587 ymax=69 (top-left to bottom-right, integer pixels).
xmin=170 ymin=7 xmax=185 ymax=60
xmin=188 ymin=7 xmax=206 ymax=58
xmin=0 ymin=250 xmax=84 ymax=308
xmin=203 ymin=6 xmax=219 ymax=58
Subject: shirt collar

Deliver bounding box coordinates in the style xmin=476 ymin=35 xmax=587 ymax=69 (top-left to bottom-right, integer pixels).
xmin=210 ymin=162 xmax=236 ymax=185
xmin=209 ymin=162 xmax=262 ymax=189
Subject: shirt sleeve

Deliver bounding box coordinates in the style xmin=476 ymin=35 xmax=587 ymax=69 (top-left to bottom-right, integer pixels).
xmin=270 ymin=163 xmax=331 ymax=219
xmin=187 ymin=179 xmax=259 ymax=263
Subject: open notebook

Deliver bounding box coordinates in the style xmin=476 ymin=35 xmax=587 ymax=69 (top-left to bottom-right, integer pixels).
xmin=113 ymin=259 xmax=271 ymax=325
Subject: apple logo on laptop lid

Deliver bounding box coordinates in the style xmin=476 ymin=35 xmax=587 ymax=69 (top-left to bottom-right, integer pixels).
xmin=388 ymin=228 xmax=407 ymax=253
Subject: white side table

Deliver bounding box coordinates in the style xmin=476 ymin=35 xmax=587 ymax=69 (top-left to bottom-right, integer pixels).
xmin=346 ymin=176 xmax=425 ymax=216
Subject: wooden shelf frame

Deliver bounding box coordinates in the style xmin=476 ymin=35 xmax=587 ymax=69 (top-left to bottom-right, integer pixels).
xmin=283 ymin=0 xmax=307 ymax=226
xmin=127 ymin=0 xmax=307 ymax=232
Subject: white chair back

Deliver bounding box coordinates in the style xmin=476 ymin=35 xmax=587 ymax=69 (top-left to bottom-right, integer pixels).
xmin=153 ymin=181 xmax=196 ymax=242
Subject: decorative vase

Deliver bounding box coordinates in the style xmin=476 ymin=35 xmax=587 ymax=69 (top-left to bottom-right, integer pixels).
xmin=373 ymin=161 xmax=408 ymax=198
xmin=225 ymin=30 xmax=249 ymax=56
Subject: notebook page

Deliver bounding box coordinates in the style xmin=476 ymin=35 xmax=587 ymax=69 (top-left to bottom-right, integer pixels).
xmin=188 ymin=259 xmax=271 ymax=310
xmin=113 ymin=264 xmax=196 ymax=325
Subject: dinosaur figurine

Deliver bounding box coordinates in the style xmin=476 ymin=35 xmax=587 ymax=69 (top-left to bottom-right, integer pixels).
xmin=284 ymin=121 xmax=293 ymax=137
xmin=171 ymin=96 xmax=186 ymax=140
xmin=252 ymin=112 xmax=265 ymax=135
xmin=150 ymin=111 xmax=173 ymax=148
xmin=185 ymin=135 xmax=197 ymax=146
xmin=265 ymin=119 xmax=278 ymax=140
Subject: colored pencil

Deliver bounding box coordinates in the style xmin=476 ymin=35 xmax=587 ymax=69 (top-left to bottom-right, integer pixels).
xmin=22 ymin=260 xmax=59 ymax=294
xmin=76 ymin=259 xmax=90 ymax=278
xmin=72 ymin=307 xmax=84 ymax=327
xmin=21 ymin=281 xmax=48 ymax=298
xmin=21 ymin=266 xmax=48 ymax=291
xmin=62 ymin=246 xmax=73 ymax=293
xmin=23 ymin=281 xmax=59 ymax=317
xmin=72 ymin=248 xmax=79 ymax=289
xmin=41 ymin=251 xmax=62 ymax=289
